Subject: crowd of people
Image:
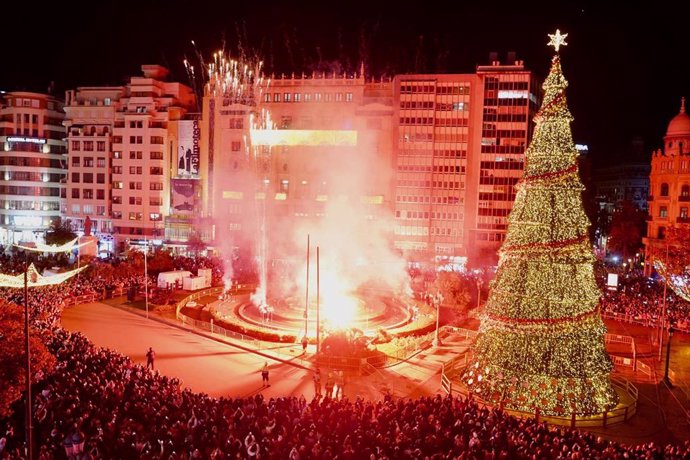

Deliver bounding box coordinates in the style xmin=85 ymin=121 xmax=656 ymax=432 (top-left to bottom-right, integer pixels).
xmin=599 ymin=274 xmax=690 ymax=331
xmin=1 ymin=252 xmax=690 ymax=458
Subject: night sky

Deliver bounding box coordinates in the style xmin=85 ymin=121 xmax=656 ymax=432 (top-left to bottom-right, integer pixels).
xmin=3 ymin=0 xmax=688 ymax=166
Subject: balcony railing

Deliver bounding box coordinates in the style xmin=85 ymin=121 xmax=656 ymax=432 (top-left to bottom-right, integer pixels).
xmin=679 ymin=196 xmax=690 ymax=202
xmin=677 ymin=217 xmax=690 ymax=224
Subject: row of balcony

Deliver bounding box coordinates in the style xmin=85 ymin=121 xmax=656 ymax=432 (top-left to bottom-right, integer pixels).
xmin=648 ymin=195 xmax=690 ymax=202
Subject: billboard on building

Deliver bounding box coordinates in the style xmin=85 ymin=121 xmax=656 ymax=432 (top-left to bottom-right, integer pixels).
xmin=171 ymin=178 xmax=199 ymax=216
xmin=178 ymin=119 xmax=200 ymax=177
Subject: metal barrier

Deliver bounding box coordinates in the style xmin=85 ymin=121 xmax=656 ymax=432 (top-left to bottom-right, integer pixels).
xmin=602 ymin=312 xmax=690 ymax=335
xmin=605 ymin=333 xmax=637 ymax=370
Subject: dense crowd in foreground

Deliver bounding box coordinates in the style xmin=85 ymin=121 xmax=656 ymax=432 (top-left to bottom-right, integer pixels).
xmin=0 ymin=255 xmax=689 ymax=458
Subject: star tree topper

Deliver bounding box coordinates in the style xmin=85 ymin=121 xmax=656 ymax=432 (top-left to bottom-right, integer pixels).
xmin=547 ymin=29 xmax=568 ymax=52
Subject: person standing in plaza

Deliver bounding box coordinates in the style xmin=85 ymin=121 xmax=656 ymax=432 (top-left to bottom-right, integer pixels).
xmin=146 ymin=347 xmax=155 ymax=370
xmin=261 ymin=362 xmax=270 ymax=386
xmin=313 ymin=368 xmax=322 ymax=396
xmin=325 ymin=372 xmax=335 ymax=398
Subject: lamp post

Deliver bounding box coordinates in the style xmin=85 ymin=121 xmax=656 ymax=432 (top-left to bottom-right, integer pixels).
xmin=663 ymin=326 xmax=675 ymax=387
xmin=658 ymin=243 xmax=669 ymax=361
xmin=144 ymin=236 xmax=149 ymax=319
xmin=8 ymin=241 xmax=85 ymax=460
xmin=476 ymin=277 xmax=483 ymax=309
xmin=23 ymin=257 xmax=31 ymax=460
xmin=432 ymin=292 xmax=443 ymax=347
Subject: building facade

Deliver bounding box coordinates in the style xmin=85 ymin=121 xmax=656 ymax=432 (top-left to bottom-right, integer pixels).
xmin=0 ymin=92 xmax=66 ymax=245
xmin=63 ymin=65 xmax=196 ymax=254
xmin=644 ymin=98 xmax=690 ymax=275
xmin=393 ymin=58 xmax=538 ymax=267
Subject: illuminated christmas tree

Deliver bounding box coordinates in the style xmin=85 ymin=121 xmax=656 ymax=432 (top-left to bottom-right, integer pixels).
xmin=462 ymin=30 xmax=618 ymax=416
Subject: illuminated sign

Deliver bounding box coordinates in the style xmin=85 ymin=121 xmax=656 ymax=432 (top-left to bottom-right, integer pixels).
xmin=222 ymin=191 xmax=243 ymax=200
xmin=575 ymin=144 xmax=589 ymax=152
xmin=498 ymin=90 xmax=528 ymax=99
xmin=250 ymin=129 xmax=357 ymax=147
xmin=7 ymin=136 xmax=46 ymax=144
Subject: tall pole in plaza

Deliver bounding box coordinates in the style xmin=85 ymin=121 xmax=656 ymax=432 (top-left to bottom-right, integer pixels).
xmin=658 ymin=243 xmax=669 ymax=361
xmin=23 ymin=259 xmax=32 ymax=460
xmin=316 ymin=246 xmax=320 ymax=355
xmin=144 ymin=236 xmax=149 ymax=319
xmin=304 ymin=234 xmax=310 ymax=338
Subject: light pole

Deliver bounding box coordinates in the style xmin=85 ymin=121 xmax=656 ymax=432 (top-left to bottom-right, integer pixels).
xmin=663 ymin=326 xmax=675 ymax=387
xmin=304 ymin=234 xmax=310 ymax=339
xmin=432 ymin=292 xmax=443 ymax=347
xmin=476 ymin=278 xmax=483 ymax=309
xmin=23 ymin=257 xmax=31 ymax=460
xmin=7 ymin=242 xmax=85 ymax=460
xmin=658 ymin=243 xmax=669 ymax=361
xmin=144 ymin=236 xmax=149 ymax=319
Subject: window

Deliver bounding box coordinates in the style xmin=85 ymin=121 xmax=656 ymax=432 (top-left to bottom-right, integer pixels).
xmin=315 ymin=93 xmax=322 ymax=102
xmin=264 ymin=93 xmax=271 ymax=102
xmin=658 ymin=226 xmax=666 ymax=239
xmin=83 ymin=173 xmax=93 ymax=183
xmin=150 ymin=182 xmax=163 ymax=191
xmin=104 ymin=98 xmax=111 ymax=106
xmin=129 ymin=182 xmax=142 ymax=190
xmin=71 ymin=157 xmax=80 ymax=166
xmin=112 ymin=195 xmax=122 ymax=204
xmin=112 ymin=166 xmax=122 ymax=174
xmin=682 ymin=185 xmax=690 ymax=197
xmin=96 ymin=173 xmax=105 ymax=184
xmin=129 ymin=197 xmax=142 ymax=205
xmin=97 ymin=205 xmax=106 ymax=216
xmin=304 ymin=93 xmax=312 ymax=102
xmin=324 ymin=93 xmax=333 ymax=102
xmin=283 ymin=93 xmax=291 ymax=102
xmin=96 ymin=189 xmax=105 ymax=200
xmin=681 ymin=207 xmax=688 ymax=219
xmin=294 ymin=93 xmax=301 ymax=102
xmin=661 ymin=183 xmax=669 ymax=197
xmin=346 ymin=92 xmax=353 ymax=102
xmin=83 ymin=141 xmax=94 ymax=151
xmin=71 ymin=189 xmax=80 ymax=199
xmin=150 ymin=136 xmax=164 ymax=144
xmin=96 ymin=141 xmax=106 ymax=152
xmin=97 ymin=158 xmax=106 ymax=168
xmin=112 ymin=181 xmax=123 ymax=189
xmin=229 ymin=118 xmax=243 ymax=129
xmin=335 ymin=93 xmax=343 ymax=102
xmin=83 ymin=204 xmax=93 ymax=215
xmin=71 ymin=204 xmax=80 ymax=214
xmin=150 ymin=151 xmax=163 ymax=160
xmin=273 ymin=93 xmax=281 ymax=102
xmin=71 ymin=141 xmax=81 ymax=151
xmin=83 ymin=189 xmax=93 ymax=199
xmin=71 ymin=173 xmax=80 ymax=183
xmin=150 ymin=213 xmax=162 ymax=221
xmin=112 ymin=211 xmax=122 ymax=219
xmin=84 ymin=157 xmax=94 ymax=167
xmin=150 ymin=197 xmax=162 ymax=206
xmin=129 ymin=212 xmax=143 ymax=221
xmin=113 ymin=151 xmax=122 ymax=159
xmin=150 ymin=167 xmax=163 ymax=175
xmin=129 ymin=151 xmax=143 ymax=160
xmin=231 ymin=141 xmax=242 ymax=152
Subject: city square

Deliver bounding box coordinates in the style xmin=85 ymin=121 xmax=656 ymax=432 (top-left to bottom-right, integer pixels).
xmin=1 ymin=2 xmax=690 ymax=459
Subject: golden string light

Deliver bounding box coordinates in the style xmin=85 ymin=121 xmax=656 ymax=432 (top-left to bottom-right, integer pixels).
xmin=0 ymin=263 xmax=86 ymax=289
xmin=462 ymin=32 xmax=618 ymax=416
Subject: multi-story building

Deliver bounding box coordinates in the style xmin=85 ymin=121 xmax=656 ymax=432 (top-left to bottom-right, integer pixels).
xmin=593 ymin=138 xmax=650 ymax=215
xmin=64 ymin=86 xmax=124 ymax=254
xmin=64 ymin=65 xmax=196 ymax=253
xmin=0 ymin=92 xmax=66 ymax=245
xmin=393 ymin=57 xmax=538 ymax=267
xmin=644 ymin=97 xmax=690 ymax=275
xmin=201 ymin=71 xmax=395 ymax=262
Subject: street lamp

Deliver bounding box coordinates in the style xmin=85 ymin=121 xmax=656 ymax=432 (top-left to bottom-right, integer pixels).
xmin=3 ymin=244 xmax=85 ymax=460
xmin=432 ymin=291 xmax=443 ymax=347
xmin=476 ymin=278 xmax=483 ymax=309
xmin=663 ymin=326 xmax=675 ymax=387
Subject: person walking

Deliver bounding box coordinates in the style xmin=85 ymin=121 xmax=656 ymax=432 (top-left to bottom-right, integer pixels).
xmin=313 ymin=368 xmax=322 ymax=396
xmin=301 ymin=335 xmax=308 ymax=354
xmin=146 ymin=347 xmax=155 ymax=370
xmin=261 ymin=362 xmax=270 ymax=386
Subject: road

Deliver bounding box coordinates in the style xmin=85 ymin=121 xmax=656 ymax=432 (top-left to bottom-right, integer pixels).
xmin=61 ymin=302 xmax=314 ymax=399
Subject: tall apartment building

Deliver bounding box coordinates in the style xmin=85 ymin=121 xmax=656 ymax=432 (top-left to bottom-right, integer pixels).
xmin=393 ymin=57 xmax=539 ymax=267
xmin=64 ymin=65 xmax=196 ymax=254
xmin=64 ymin=86 xmax=124 ymax=254
xmin=201 ymin=71 xmax=395 ymax=261
xmin=643 ymin=98 xmax=690 ymax=275
xmin=0 ymin=92 xmax=66 ymax=245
